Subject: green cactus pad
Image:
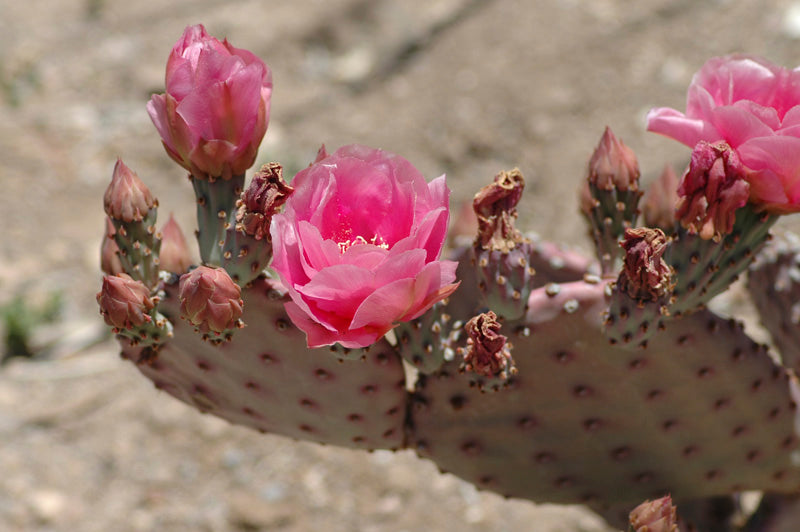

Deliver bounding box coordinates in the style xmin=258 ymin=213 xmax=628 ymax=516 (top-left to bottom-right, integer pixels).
xmin=410 ymin=279 xmax=800 ymax=509
xmin=120 ymin=276 xmax=408 ymax=451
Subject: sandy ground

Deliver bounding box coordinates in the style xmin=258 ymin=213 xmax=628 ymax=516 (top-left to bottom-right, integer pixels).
xmin=4 ymin=0 xmax=800 ymax=530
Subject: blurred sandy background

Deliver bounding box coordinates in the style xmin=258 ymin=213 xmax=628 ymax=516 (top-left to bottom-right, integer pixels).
xmin=2 ymin=0 xmax=800 ymax=530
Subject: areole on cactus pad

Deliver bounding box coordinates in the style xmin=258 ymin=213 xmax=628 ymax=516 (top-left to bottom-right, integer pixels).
xmin=98 ymin=26 xmax=800 ymax=531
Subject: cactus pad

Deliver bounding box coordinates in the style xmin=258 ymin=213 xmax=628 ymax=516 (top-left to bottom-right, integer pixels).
xmin=121 ymin=276 xmax=408 ymax=450
xmin=410 ymin=279 xmax=800 ymax=509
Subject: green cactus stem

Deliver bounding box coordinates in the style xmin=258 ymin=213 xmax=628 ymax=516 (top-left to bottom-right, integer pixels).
xmin=393 ymin=301 xmax=455 ymax=374
xmin=109 ymin=208 xmax=162 ymax=289
xmin=191 ymin=174 xmax=245 ymax=266
xmin=667 ymin=204 xmax=776 ymax=317
xmin=113 ymin=307 xmax=173 ymax=349
xmin=218 ymin=227 xmax=273 ymax=285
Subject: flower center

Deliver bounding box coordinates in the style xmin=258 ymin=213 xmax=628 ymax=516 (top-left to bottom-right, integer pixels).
xmin=337 ymin=234 xmax=388 ymax=254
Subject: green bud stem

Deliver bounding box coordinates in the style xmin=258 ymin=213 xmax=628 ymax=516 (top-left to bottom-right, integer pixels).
xmin=192 ymin=174 xmax=245 ymax=266
xmin=114 ymin=307 xmax=173 ymax=349
xmin=219 ymin=226 xmax=273 ymax=285
xmin=111 ymin=208 xmax=162 ymax=289
xmin=586 ymin=185 xmax=641 ymax=276
xmin=667 ymin=204 xmax=776 ymax=316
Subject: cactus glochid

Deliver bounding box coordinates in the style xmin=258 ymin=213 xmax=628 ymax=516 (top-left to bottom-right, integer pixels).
xmin=98 ymin=27 xmax=800 ymax=530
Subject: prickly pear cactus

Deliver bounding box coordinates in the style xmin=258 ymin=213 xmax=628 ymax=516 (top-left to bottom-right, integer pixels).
xmin=123 ymin=277 xmax=408 ymax=450
xmin=98 ymin=27 xmax=800 ymax=531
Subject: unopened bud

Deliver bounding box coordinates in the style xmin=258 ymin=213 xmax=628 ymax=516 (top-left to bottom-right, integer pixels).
xmin=642 ymin=164 xmax=679 ymax=230
xmin=178 ymin=266 xmax=243 ymax=334
xmin=628 ymin=495 xmax=678 ymax=532
xmin=618 ymin=227 xmax=673 ymax=302
xmin=588 ymin=127 xmax=640 ymax=191
xmin=100 ymin=217 xmax=124 ymax=276
xmin=460 ymin=311 xmax=516 ymax=388
xmin=676 ymin=141 xmax=750 ymax=240
xmin=104 ymin=159 xmax=156 ymax=222
xmin=97 ymin=273 xmax=154 ymax=329
xmin=159 ymin=214 xmax=192 ymax=274
xmin=236 ymin=163 xmax=294 ymax=240
xmin=473 ymin=168 xmax=525 ymax=251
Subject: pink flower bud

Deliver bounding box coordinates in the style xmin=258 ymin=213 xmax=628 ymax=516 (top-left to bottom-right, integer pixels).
xmin=236 ymin=163 xmax=293 ymax=239
xmin=103 ymin=159 xmax=156 ymax=222
xmin=473 ymin=168 xmax=525 ymax=251
xmin=178 ymin=266 xmax=243 ymax=334
xmin=648 ymin=55 xmax=800 ymax=213
xmin=642 ymin=164 xmax=679 ymax=230
xmin=96 ymin=273 xmax=154 ymax=330
xmin=676 ymin=141 xmax=750 ymax=240
xmin=617 ymin=227 xmax=673 ymax=302
xmin=628 ymin=495 xmax=678 ymax=532
xmin=461 ymin=311 xmax=515 ymax=380
xmin=159 ymin=214 xmax=192 ymax=274
xmin=147 ymin=24 xmax=273 ymax=180
xmin=270 ymin=144 xmax=459 ymax=348
xmin=100 ymin=217 xmax=124 ymax=276
xmin=587 ymin=127 xmax=640 ymax=191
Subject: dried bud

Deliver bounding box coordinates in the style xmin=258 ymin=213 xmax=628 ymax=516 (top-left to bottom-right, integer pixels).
xmin=103 ymin=159 xmax=156 ymax=222
xmin=676 ymin=141 xmax=750 ymax=240
xmin=588 ymin=127 xmax=640 ymax=191
xmin=236 ymin=163 xmax=294 ymax=239
xmin=100 ymin=217 xmax=124 ymax=276
xmin=628 ymin=495 xmax=678 ymax=532
xmin=461 ymin=311 xmax=515 ymax=381
xmin=473 ymin=168 xmax=525 ymax=251
xmin=618 ymin=227 xmax=673 ymax=302
xmin=178 ymin=266 xmax=243 ymax=334
xmin=159 ymin=214 xmax=192 ymax=274
xmin=642 ymin=164 xmax=679 ymax=230
xmin=96 ymin=273 xmax=154 ymax=329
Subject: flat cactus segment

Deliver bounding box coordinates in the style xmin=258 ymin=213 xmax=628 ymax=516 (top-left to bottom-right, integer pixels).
xmin=120 ymin=277 xmax=408 ymax=450
xmin=410 ymin=280 xmax=800 ymax=508
xmin=748 ymin=235 xmax=800 ymax=372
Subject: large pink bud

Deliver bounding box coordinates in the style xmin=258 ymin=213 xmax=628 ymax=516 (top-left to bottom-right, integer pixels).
xmin=96 ymin=274 xmax=154 ymax=330
xmin=178 ymin=265 xmax=243 ymax=334
xmin=147 ymin=24 xmax=272 ymax=181
xmin=270 ymin=144 xmax=459 ymax=348
xmin=647 ymin=55 xmax=800 ymax=213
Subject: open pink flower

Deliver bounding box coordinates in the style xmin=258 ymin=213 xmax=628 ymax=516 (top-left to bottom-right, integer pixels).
xmin=147 ymin=24 xmax=272 ymax=180
xmin=647 ymin=55 xmax=800 ymax=213
xmin=270 ymin=144 xmax=459 ymax=348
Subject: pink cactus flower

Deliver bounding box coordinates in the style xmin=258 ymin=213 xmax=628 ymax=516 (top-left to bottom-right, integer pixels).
xmin=647 ymin=55 xmax=800 ymax=213
xmin=270 ymin=144 xmax=459 ymax=348
xmin=147 ymin=24 xmax=272 ymax=181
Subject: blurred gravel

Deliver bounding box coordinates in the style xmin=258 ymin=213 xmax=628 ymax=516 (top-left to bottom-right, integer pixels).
xmin=3 ymin=0 xmax=800 ymax=530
